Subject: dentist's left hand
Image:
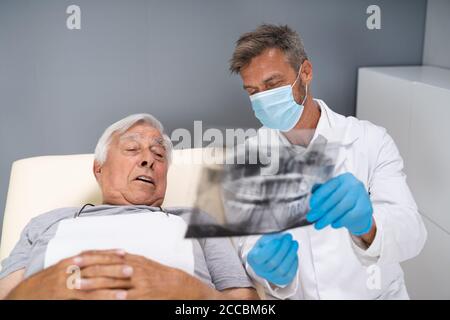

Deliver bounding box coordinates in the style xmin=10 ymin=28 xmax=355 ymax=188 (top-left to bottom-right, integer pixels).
xmin=247 ymin=233 xmax=299 ymax=286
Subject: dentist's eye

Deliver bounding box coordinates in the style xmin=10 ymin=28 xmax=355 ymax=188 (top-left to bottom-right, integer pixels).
xmin=266 ymin=81 xmax=282 ymax=90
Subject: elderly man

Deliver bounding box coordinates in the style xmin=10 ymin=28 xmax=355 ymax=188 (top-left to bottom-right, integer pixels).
xmin=229 ymin=24 xmax=427 ymax=299
xmin=0 ymin=114 xmax=258 ymax=300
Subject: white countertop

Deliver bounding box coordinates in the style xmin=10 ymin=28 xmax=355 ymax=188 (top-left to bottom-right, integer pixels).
xmin=359 ymin=65 xmax=450 ymax=91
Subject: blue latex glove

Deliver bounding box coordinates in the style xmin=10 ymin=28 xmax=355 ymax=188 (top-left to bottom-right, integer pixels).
xmin=306 ymin=173 xmax=373 ymax=236
xmin=247 ymin=233 xmax=299 ymax=286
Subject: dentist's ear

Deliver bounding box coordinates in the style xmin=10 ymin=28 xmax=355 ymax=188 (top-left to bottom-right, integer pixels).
xmin=300 ymin=60 xmax=313 ymax=86
xmin=293 ymin=60 xmax=313 ymax=105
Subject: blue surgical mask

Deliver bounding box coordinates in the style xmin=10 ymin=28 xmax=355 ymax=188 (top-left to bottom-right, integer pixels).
xmin=249 ymin=67 xmax=308 ymax=132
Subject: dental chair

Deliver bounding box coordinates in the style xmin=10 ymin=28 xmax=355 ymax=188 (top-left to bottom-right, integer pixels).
xmin=0 ymin=149 xmax=207 ymax=261
xmin=0 ymin=148 xmax=266 ymax=298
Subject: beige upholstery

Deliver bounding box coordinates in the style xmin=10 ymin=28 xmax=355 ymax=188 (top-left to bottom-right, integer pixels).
xmin=0 ymin=148 xmax=209 ymax=261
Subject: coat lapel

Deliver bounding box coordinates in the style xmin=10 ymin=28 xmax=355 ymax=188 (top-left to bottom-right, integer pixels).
xmin=314 ymin=100 xmax=360 ymax=177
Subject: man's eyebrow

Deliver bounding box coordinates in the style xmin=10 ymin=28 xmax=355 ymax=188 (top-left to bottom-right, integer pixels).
xmin=243 ymin=84 xmax=258 ymax=90
xmin=153 ymin=137 xmax=166 ymax=149
xmin=243 ymin=74 xmax=284 ymax=90
xmin=262 ymin=74 xmax=283 ymax=84
xmin=119 ymin=132 xmax=166 ymax=149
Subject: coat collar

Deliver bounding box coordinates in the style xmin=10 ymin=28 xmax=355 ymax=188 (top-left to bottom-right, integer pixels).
xmin=274 ymin=99 xmax=361 ymax=176
xmin=275 ymin=99 xmax=360 ymax=148
xmin=313 ymin=99 xmax=360 ymax=146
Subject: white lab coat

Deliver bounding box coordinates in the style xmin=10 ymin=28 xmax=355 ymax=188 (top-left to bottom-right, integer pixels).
xmin=237 ymin=99 xmax=427 ymax=300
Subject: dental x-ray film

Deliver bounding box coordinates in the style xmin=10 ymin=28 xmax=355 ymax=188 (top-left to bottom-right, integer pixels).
xmin=185 ymin=135 xmax=340 ymax=238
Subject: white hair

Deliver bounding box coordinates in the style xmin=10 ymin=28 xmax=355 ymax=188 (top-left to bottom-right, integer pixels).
xmin=94 ymin=113 xmax=173 ymax=165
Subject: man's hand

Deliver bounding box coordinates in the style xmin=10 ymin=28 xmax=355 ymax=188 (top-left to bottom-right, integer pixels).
xmin=7 ymin=250 xmax=258 ymax=300
xmin=123 ymin=253 xmax=258 ymax=300
xmin=307 ymin=173 xmax=375 ymax=239
xmin=6 ymin=249 xmax=133 ymax=300
xmin=247 ymin=233 xmax=299 ymax=286
xmin=121 ymin=253 xmax=191 ymax=299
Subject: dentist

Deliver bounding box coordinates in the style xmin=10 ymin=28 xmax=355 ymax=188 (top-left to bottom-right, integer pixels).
xmin=229 ymin=24 xmax=427 ymax=299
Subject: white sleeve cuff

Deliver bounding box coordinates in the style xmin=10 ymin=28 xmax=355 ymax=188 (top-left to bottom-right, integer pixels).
xmin=245 ymin=261 xmax=298 ymax=300
xmin=349 ymin=215 xmax=383 ymax=266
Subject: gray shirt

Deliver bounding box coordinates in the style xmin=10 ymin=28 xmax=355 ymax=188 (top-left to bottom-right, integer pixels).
xmin=0 ymin=205 xmax=253 ymax=291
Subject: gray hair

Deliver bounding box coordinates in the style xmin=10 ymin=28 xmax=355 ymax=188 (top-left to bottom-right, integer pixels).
xmin=229 ymin=24 xmax=308 ymax=74
xmin=94 ymin=113 xmax=173 ymax=165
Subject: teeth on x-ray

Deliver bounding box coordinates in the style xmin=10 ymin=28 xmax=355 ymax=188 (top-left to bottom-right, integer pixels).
xmin=185 ymin=135 xmax=339 ymax=238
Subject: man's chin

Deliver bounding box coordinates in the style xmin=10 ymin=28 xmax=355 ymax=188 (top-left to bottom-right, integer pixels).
xmin=127 ymin=193 xmax=163 ymax=207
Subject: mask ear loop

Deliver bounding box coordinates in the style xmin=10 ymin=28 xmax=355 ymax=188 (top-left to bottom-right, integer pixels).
xmin=292 ymin=64 xmax=308 ymax=105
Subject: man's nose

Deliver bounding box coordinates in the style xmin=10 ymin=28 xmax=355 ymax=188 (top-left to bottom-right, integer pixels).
xmin=139 ymin=150 xmax=155 ymax=169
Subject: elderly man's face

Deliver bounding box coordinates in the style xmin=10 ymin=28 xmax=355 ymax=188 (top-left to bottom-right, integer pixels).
xmin=94 ymin=122 xmax=169 ymax=206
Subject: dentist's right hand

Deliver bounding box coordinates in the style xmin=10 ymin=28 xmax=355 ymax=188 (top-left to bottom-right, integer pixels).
xmin=247 ymin=233 xmax=299 ymax=286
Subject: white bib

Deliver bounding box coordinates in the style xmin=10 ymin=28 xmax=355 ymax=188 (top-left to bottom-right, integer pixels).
xmin=45 ymin=212 xmax=194 ymax=275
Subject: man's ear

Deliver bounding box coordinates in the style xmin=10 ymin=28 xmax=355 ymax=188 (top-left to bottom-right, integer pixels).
xmin=93 ymin=160 xmax=102 ymax=182
xmin=301 ymin=60 xmax=313 ymax=85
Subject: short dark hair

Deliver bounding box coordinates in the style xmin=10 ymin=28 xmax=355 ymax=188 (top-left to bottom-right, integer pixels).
xmin=229 ymin=24 xmax=308 ymax=74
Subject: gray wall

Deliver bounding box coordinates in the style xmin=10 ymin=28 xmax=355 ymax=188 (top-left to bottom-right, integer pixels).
xmin=0 ymin=0 xmax=427 ymax=238
xmin=423 ymin=0 xmax=450 ymax=69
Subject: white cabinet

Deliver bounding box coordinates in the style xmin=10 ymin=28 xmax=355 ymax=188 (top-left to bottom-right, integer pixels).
xmin=356 ymin=66 xmax=450 ymax=299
